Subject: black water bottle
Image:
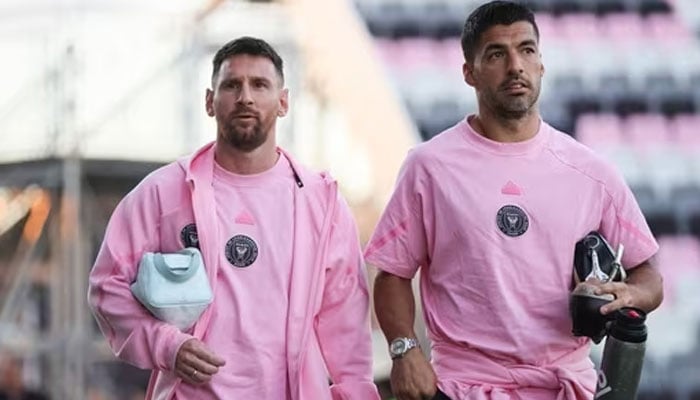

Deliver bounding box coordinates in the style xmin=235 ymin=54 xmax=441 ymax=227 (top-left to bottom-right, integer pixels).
xmin=595 ymin=307 xmax=647 ymax=400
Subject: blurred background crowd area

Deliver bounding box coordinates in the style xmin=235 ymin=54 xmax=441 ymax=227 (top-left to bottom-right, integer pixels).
xmin=0 ymin=0 xmax=699 ymax=399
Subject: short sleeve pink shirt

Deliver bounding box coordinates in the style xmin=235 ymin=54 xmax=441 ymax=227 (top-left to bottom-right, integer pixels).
xmin=365 ymin=117 xmax=658 ymax=398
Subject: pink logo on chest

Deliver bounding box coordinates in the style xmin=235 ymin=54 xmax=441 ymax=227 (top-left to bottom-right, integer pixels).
xmin=234 ymin=211 xmax=256 ymax=225
xmin=501 ymin=181 xmax=522 ymax=196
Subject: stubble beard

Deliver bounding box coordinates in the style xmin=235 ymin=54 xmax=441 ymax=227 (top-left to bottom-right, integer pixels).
xmin=483 ymin=81 xmax=541 ymax=121
xmin=221 ymin=117 xmax=269 ymax=153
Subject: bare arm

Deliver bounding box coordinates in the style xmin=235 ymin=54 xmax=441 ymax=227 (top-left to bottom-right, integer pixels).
xmin=374 ymin=271 xmax=418 ymax=340
xmin=374 ymin=271 xmax=437 ymax=400
xmin=596 ymin=260 xmax=664 ymax=315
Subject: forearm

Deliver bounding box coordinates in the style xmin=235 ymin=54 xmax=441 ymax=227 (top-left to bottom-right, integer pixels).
xmin=374 ymin=270 xmax=417 ymax=342
xmin=626 ymin=260 xmax=663 ymax=312
xmin=88 ymin=245 xmax=192 ymax=371
xmin=317 ymin=287 xmax=380 ymax=400
xmin=316 ymin=212 xmax=376 ymax=388
xmin=317 ymin=279 xmax=375 ymax=384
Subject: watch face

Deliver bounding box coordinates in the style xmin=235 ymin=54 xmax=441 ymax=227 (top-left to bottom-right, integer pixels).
xmin=390 ymin=339 xmax=407 ymax=355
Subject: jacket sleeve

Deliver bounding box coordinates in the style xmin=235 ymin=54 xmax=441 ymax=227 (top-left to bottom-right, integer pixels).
xmin=316 ymin=195 xmax=380 ymax=400
xmin=87 ymin=180 xmax=192 ymax=371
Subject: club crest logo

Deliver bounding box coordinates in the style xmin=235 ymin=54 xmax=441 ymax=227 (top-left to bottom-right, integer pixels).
xmin=496 ymin=205 xmax=529 ymax=237
xmin=225 ymin=235 xmax=259 ymax=268
xmin=180 ymin=223 xmax=200 ymax=249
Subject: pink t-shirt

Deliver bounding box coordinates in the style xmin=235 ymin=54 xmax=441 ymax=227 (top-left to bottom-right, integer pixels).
xmin=365 ymin=117 xmax=658 ymax=399
xmin=176 ymin=153 xmax=294 ymax=400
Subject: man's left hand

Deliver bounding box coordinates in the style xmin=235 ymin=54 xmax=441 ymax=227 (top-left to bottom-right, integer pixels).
xmin=593 ymin=281 xmax=642 ymax=315
xmin=591 ymin=260 xmax=663 ymax=315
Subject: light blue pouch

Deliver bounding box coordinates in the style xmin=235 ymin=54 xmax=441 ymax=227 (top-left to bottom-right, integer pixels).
xmin=130 ymin=247 xmax=212 ymax=331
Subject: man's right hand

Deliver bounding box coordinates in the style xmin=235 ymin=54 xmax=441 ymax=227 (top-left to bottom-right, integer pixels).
xmin=175 ymin=338 xmax=226 ymax=385
xmin=390 ymin=349 xmax=438 ymax=400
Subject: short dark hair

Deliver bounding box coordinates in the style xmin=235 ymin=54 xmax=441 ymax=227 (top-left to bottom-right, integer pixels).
xmin=211 ymin=36 xmax=284 ymax=84
xmin=461 ymin=1 xmax=539 ymax=63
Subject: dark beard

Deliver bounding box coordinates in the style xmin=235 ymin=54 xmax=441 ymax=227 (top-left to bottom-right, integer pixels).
xmin=221 ymin=121 xmax=267 ymax=152
xmin=487 ymin=87 xmax=540 ymax=121
xmin=494 ymin=99 xmax=534 ymax=120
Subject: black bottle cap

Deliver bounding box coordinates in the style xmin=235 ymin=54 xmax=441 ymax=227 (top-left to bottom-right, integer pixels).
xmin=610 ymin=307 xmax=647 ymax=343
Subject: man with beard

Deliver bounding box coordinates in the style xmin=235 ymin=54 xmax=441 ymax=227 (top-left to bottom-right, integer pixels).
xmin=365 ymin=2 xmax=663 ymax=400
xmin=88 ymin=37 xmax=380 ymax=400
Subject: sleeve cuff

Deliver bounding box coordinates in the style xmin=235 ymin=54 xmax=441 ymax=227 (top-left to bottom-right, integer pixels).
xmin=165 ymin=331 xmax=195 ymax=372
xmin=366 ymin=257 xmax=417 ymax=280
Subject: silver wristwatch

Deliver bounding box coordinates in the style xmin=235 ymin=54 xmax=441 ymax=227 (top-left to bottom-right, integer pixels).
xmin=389 ymin=337 xmax=419 ymax=359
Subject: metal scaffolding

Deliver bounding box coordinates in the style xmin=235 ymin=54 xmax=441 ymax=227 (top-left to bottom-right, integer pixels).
xmin=0 ymin=1 xmax=300 ymax=398
xmin=0 ymin=0 xmax=416 ymax=397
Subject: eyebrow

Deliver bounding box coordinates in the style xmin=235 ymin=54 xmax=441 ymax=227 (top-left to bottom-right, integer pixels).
xmin=518 ymin=39 xmax=538 ymax=48
xmin=483 ymin=39 xmax=538 ymax=53
xmin=220 ymin=76 xmax=274 ymax=85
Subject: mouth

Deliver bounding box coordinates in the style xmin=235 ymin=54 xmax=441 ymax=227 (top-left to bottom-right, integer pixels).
xmin=233 ymin=114 xmax=257 ymax=121
xmin=501 ymin=81 xmax=529 ymax=94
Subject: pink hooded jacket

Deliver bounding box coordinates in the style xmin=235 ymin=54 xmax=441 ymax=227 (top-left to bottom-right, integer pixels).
xmin=88 ymin=142 xmax=380 ymax=400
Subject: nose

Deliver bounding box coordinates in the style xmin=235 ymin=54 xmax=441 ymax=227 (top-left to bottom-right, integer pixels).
xmin=507 ymin=50 xmax=524 ymax=76
xmin=236 ymin=83 xmax=254 ymax=105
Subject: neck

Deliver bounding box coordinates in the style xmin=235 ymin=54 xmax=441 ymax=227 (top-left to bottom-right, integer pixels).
xmin=472 ymin=105 xmax=541 ymax=143
xmin=214 ymin=138 xmax=279 ymax=175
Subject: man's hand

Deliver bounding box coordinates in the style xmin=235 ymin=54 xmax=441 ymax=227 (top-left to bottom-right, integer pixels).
xmin=592 ymin=261 xmax=664 ymax=315
xmin=390 ymin=349 xmax=438 ymax=400
xmin=593 ymin=281 xmax=640 ymax=315
xmin=175 ymin=338 xmax=226 ymax=385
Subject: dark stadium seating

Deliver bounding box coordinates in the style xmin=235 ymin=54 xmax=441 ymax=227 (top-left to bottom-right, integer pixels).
xmin=356 ymin=0 xmax=677 ymax=38
xmin=360 ymin=0 xmax=700 ymax=391
xmin=362 ymin=0 xmax=700 ymax=241
xmin=637 ymin=0 xmax=673 ymax=16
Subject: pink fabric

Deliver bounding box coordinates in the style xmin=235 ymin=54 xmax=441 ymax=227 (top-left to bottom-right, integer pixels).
xmin=365 ymin=117 xmax=659 ymax=399
xmin=435 ymin=343 xmax=594 ymax=400
xmin=88 ymin=142 xmax=379 ymax=400
xmin=501 ymin=181 xmax=522 ymax=196
xmin=176 ymin=155 xmax=294 ymax=399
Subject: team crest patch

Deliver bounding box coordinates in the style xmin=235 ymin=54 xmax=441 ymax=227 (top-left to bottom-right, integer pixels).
xmin=180 ymin=223 xmax=200 ymax=248
xmin=225 ymin=235 xmax=259 ymax=268
xmin=496 ymin=205 xmax=529 ymax=237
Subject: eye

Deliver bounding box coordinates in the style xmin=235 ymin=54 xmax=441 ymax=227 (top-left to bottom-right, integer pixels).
xmin=523 ymin=47 xmax=536 ymax=54
xmin=222 ymin=81 xmax=240 ymax=90
xmin=489 ymin=50 xmax=505 ymax=60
